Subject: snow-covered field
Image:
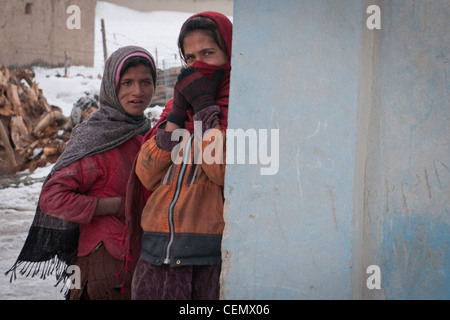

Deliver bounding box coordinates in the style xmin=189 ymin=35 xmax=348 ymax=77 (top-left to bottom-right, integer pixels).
xmin=0 ymin=165 xmax=63 ymax=299
xmin=0 ymin=2 xmax=230 ymax=300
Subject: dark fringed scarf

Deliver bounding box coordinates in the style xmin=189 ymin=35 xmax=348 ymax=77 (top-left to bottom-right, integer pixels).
xmin=5 ymin=45 xmax=156 ymax=296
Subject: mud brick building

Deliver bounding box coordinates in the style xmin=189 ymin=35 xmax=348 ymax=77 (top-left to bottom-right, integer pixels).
xmin=0 ymin=0 xmax=96 ymax=68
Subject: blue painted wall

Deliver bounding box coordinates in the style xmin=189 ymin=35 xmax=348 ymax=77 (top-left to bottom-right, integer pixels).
xmin=222 ymin=0 xmax=450 ymax=299
xmin=362 ymin=0 xmax=450 ymax=299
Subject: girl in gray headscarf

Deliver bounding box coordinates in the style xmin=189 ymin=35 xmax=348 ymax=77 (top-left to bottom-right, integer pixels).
xmin=7 ymin=46 xmax=156 ymax=300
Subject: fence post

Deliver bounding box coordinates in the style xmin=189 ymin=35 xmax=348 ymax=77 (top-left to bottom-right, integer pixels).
xmin=162 ymin=59 xmax=171 ymax=101
xmin=101 ymin=19 xmax=108 ymax=64
xmin=64 ymin=51 xmax=69 ymax=77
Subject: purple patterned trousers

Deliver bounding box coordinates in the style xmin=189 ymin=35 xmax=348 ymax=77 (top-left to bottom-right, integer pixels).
xmin=131 ymin=258 xmax=221 ymax=300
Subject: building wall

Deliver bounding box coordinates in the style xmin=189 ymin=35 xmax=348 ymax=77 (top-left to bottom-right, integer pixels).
xmin=104 ymin=0 xmax=233 ymax=15
xmin=222 ymin=0 xmax=450 ymax=299
xmin=0 ymin=0 xmax=96 ymax=68
xmin=361 ymin=0 xmax=450 ymax=300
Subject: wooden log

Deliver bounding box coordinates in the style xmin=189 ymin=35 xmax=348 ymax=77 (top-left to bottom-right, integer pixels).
xmin=43 ymin=146 xmax=58 ymax=157
xmin=17 ymin=69 xmax=33 ymax=87
xmin=27 ymin=149 xmax=43 ymax=173
xmin=7 ymin=83 xmax=23 ymax=116
xmin=20 ymin=139 xmax=40 ymax=157
xmin=0 ymin=65 xmax=10 ymax=87
xmin=10 ymin=116 xmax=29 ymax=150
xmin=0 ymin=119 xmax=17 ymax=168
xmin=25 ymin=86 xmax=39 ymax=102
xmin=33 ymin=111 xmax=67 ymax=137
xmin=0 ymin=102 xmax=13 ymax=117
xmin=0 ymin=109 xmax=13 ymax=117
xmin=40 ymin=95 xmax=53 ymax=113
xmin=31 ymin=82 xmax=41 ymax=102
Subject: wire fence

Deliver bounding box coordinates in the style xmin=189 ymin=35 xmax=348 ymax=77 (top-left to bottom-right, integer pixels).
xmin=96 ymin=26 xmax=185 ymax=107
xmin=96 ymin=25 xmax=184 ymax=107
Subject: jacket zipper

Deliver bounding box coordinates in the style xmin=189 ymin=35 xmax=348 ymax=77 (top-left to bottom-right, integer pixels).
xmin=164 ymin=134 xmax=193 ymax=264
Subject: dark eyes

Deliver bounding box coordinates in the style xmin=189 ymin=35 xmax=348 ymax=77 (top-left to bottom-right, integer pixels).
xmin=120 ymin=80 xmax=152 ymax=86
xmin=186 ymin=51 xmax=214 ymax=61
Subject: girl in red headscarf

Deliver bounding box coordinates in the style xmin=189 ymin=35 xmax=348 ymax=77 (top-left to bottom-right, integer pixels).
xmin=130 ymin=12 xmax=232 ymax=300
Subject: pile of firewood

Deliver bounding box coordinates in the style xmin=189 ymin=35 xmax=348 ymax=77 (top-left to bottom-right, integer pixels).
xmin=0 ymin=64 xmax=177 ymax=175
xmin=0 ymin=65 xmax=76 ymax=175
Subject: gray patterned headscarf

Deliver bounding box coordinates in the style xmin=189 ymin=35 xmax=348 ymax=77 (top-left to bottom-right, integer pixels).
xmin=6 ymin=46 xmax=157 ymax=295
xmin=57 ymin=45 xmax=156 ymax=168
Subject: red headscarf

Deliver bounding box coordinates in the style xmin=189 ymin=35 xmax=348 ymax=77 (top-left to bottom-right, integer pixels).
xmin=144 ymin=11 xmax=233 ymax=140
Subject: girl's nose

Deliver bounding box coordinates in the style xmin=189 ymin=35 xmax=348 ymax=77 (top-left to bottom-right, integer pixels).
xmin=132 ymin=83 xmax=144 ymax=95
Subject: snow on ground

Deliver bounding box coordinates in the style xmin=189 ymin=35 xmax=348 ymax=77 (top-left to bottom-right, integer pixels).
xmin=0 ymin=1 xmax=212 ymax=300
xmin=0 ymin=165 xmax=64 ymax=300
xmin=33 ymin=67 xmax=103 ymax=116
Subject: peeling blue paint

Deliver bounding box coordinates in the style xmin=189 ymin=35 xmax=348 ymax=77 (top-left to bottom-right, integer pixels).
xmin=380 ymin=213 xmax=450 ymax=299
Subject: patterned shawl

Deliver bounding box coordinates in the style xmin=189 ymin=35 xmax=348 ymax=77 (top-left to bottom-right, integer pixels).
xmin=6 ymin=46 xmax=156 ymax=295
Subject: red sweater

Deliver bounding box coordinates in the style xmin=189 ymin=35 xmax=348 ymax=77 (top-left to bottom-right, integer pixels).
xmin=39 ymin=136 xmax=143 ymax=260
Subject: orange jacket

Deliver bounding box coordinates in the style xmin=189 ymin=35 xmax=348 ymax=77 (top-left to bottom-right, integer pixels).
xmin=136 ymin=110 xmax=226 ymax=266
